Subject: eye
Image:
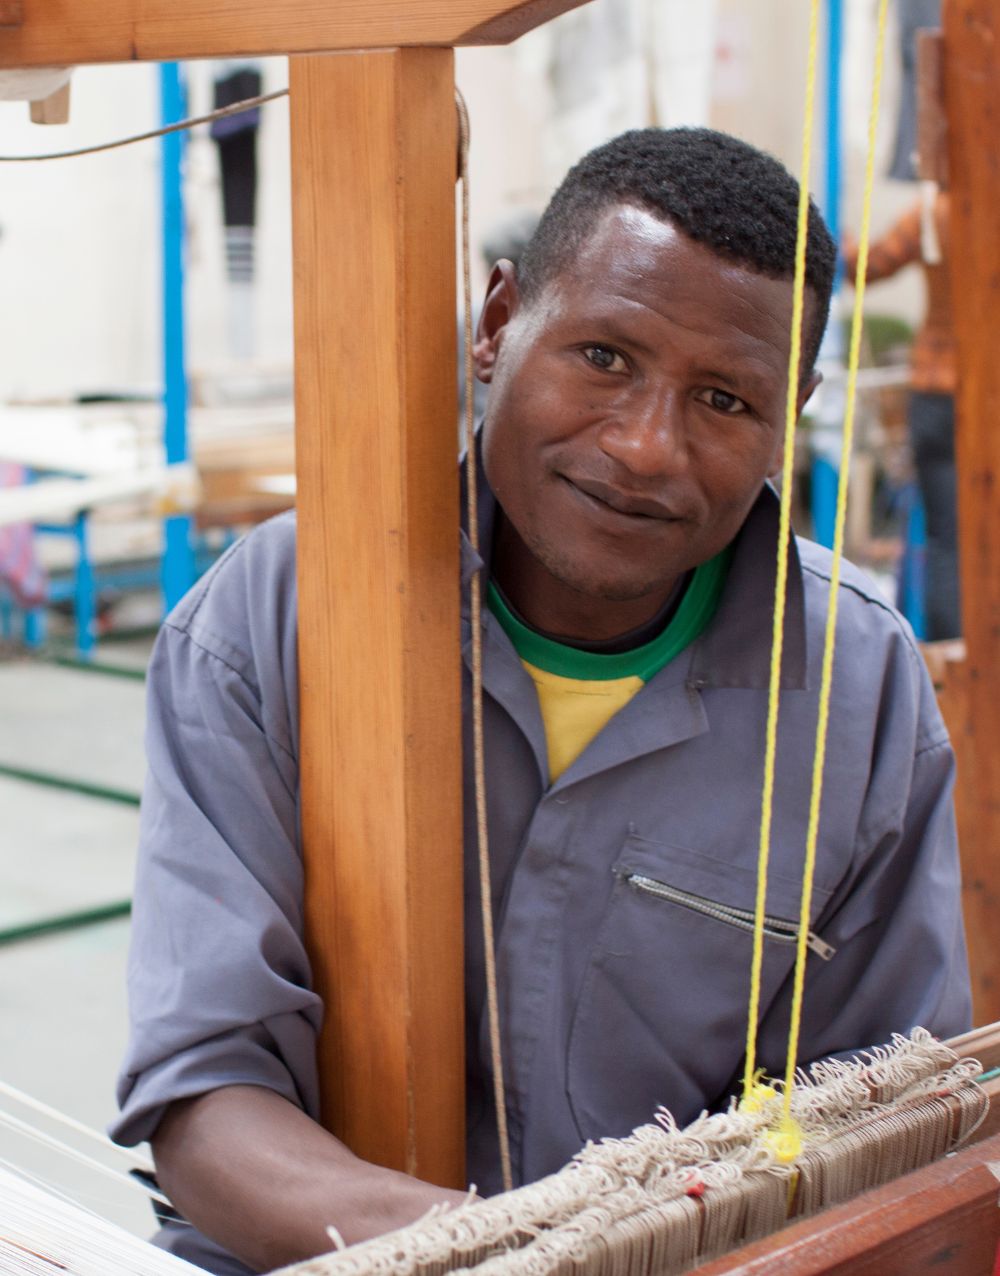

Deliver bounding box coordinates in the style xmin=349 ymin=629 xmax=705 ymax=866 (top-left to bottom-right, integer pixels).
xmin=699 ymin=387 xmax=750 ymax=415
xmin=581 ymin=344 xmax=628 ymax=374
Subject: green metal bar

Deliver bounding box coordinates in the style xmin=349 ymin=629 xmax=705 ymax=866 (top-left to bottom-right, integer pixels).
xmin=44 ymin=654 xmax=147 ymax=681
xmin=91 ymin=623 xmax=163 ymax=645
xmin=0 ymin=763 xmax=140 ymax=806
xmin=0 ymin=900 xmax=131 ymax=947
xmin=977 ymin=1066 xmax=1000 ymax=1084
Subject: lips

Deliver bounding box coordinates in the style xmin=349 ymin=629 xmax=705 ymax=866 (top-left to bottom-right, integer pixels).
xmin=564 ymin=475 xmax=681 ymax=521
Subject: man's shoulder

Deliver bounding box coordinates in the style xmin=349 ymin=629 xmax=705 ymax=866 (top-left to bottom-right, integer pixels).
xmin=163 ymin=511 xmax=299 ymax=687
xmin=793 ymin=535 xmax=945 ymax=746
xmin=795 ymin=536 xmax=914 ymax=639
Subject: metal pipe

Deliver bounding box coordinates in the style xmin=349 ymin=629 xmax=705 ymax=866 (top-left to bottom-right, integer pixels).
xmin=0 ymin=900 xmax=131 ymax=947
xmin=0 ymin=764 xmax=140 ymax=806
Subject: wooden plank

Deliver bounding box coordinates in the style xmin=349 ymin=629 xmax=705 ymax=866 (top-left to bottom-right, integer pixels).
xmin=29 ymin=79 xmax=69 ymax=123
xmin=916 ymin=29 xmax=947 ymax=184
xmin=949 ymin=1021 xmax=1000 ymax=1075
xmin=924 ymin=647 xmax=992 ymax=1016
xmin=0 ymin=0 xmax=588 ymax=67
xmin=941 ymin=0 xmax=1000 ymax=1028
xmin=291 ymin=47 xmax=464 ymax=1189
xmin=689 ymin=1130 xmax=1000 ymax=1275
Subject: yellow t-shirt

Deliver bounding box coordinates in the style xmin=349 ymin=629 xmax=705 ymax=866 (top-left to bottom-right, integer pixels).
xmin=487 ymin=547 xmax=731 ymax=784
xmin=521 ymin=662 xmax=644 ymax=782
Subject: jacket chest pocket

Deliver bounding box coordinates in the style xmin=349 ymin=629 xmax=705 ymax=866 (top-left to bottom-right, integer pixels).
xmin=566 ymin=834 xmax=834 ymax=1145
xmin=624 ymin=873 xmax=835 ymax=960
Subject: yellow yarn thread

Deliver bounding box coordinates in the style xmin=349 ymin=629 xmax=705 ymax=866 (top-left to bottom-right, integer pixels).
xmin=779 ymin=0 xmax=892 ymax=1128
xmin=742 ymin=0 xmax=821 ymax=1104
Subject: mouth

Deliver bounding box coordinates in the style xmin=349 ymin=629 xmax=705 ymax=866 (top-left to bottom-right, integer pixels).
xmin=562 ymin=475 xmax=682 ymax=523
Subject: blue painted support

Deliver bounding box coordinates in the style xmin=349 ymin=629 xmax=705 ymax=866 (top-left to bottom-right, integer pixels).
xmin=24 ymin=605 xmax=46 ymax=647
xmin=160 ymin=63 xmax=195 ymax=612
xmin=823 ymin=0 xmax=843 ymax=255
xmin=73 ymin=511 xmax=96 ymax=657
xmin=810 ymin=0 xmax=845 ymax=550
xmin=897 ymin=482 xmax=927 ymax=639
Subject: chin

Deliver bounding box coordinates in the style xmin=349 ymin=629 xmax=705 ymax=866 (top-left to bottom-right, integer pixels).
xmin=550 ymin=563 xmax=675 ymax=605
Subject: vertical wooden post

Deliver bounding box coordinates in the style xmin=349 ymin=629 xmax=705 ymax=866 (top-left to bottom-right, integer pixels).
xmin=942 ymin=0 xmax=1000 ymax=1024
xmin=290 ymin=47 xmax=465 ymax=1187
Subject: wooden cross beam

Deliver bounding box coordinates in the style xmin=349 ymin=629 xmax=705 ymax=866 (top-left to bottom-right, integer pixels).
xmin=0 ymin=0 xmax=589 ymax=64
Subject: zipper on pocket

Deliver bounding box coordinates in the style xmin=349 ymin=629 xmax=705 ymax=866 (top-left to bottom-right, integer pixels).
xmin=624 ymin=872 xmax=836 ymax=961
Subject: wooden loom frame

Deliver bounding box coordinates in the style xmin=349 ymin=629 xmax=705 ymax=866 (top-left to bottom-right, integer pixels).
xmin=3 ymin=0 xmax=1000 ymax=1268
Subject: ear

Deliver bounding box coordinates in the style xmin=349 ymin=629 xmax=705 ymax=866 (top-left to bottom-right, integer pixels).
xmin=797 ymin=369 xmax=823 ymax=417
xmin=473 ymin=259 xmax=521 ymax=384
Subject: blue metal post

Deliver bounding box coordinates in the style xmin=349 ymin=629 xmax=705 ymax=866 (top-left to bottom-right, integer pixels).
xmin=160 ymin=63 xmax=195 ymax=611
xmin=897 ymin=483 xmax=927 ymax=639
xmin=810 ymin=0 xmax=845 ymax=549
xmin=73 ymin=511 xmax=96 ymax=657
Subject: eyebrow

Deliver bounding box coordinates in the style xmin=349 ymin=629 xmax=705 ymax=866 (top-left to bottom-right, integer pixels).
xmin=566 ymin=309 xmax=787 ymax=398
xmin=567 ymin=314 xmax=658 ymax=357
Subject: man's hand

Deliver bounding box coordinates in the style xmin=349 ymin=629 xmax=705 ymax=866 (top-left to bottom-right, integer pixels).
xmin=152 ymin=1085 xmax=468 ymax=1273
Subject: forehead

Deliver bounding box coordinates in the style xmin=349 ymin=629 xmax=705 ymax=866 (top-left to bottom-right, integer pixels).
xmin=538 ymin=205 xmax=801 ymax=374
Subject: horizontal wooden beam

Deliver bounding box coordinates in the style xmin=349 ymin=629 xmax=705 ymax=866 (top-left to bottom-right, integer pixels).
xmin=0 ymin=0 xmax=588 ymax=67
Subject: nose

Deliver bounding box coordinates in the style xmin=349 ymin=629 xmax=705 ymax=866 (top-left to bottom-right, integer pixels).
xmin=596 ymin=390 xmax=688 ymax=480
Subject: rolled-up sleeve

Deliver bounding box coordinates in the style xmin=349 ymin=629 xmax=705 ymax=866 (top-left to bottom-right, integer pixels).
xmin=112 ymin=515 xmax=321 ymax=1147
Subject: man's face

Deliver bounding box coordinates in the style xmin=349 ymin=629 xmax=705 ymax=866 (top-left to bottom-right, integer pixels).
xmin=475 ymin=206 xmax=819 ymax=628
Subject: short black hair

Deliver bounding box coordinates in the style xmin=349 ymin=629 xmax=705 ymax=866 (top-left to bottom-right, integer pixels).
xmin=518 ymin=127 xmax=836 ymax=379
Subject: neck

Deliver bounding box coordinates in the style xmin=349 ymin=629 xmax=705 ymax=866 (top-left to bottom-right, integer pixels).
xmin=492 ymin=516 xmax=681 ymax=644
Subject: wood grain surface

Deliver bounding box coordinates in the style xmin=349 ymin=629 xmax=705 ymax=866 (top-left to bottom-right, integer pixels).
xmin=940 ymin=0 xmax=1000 ymax=1028
xmin=292 ymin=47 xmax=464 ymax=1188
xmin=0 ymin=0 xmax=588 ymax=66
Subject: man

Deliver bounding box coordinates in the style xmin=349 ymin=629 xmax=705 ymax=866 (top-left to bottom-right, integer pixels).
xmin=113 ymin=128 xmax=970 ymax=1275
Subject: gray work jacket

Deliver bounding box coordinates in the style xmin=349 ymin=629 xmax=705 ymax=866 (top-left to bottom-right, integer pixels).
xmin=114 ymin=482 xmax=970 ymax=1273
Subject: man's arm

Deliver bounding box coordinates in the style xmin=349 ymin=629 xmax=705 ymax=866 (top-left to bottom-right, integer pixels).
xmin=113 ymin=521 xmax=470 ymax=1271
xmin=152 ymin=1087 xmax=466 ymax=1273
xmin=842 ymin=201 xmax=923 ymax=285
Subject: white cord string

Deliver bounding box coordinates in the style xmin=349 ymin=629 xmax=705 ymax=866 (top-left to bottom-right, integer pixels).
xmin=0 ymin=1108 xmax=172 ymax=1210
xmin=455 ymin=85 xmax=513 ymax=1194
xmin=0 ymin=1078 xmax=153 ymax=1172
xmin=0 ymin=88 xmax=288 ymax=162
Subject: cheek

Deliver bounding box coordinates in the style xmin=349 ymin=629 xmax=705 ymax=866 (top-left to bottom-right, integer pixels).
xmin=695 ymin=429 xmax=780 ymax=492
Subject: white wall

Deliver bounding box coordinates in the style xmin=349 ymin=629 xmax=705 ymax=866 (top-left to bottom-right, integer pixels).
xmin=0 ymin=2 xmax=924 ymax=406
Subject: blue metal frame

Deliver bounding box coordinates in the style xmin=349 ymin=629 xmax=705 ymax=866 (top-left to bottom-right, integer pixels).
xmin=160 ymin=62 xmax=196 ymax=611
xmin=810 ymin=0 xmax=845 ymax=551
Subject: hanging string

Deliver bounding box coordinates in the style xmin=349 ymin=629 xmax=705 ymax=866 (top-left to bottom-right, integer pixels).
xmin=0 ymin=88 xmax=288 ymax=162
xmin=455 ymin=86 xmax=513 ymax=1194
xmin=742 ymin=0 xmax=822 ymax=1106
xmin=780 ymin=0 xmax=892 ymax=1127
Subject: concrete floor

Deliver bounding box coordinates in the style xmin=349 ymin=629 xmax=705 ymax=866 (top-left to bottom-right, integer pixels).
xmin=0 ymin=635 xmax=156 ymax=1238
